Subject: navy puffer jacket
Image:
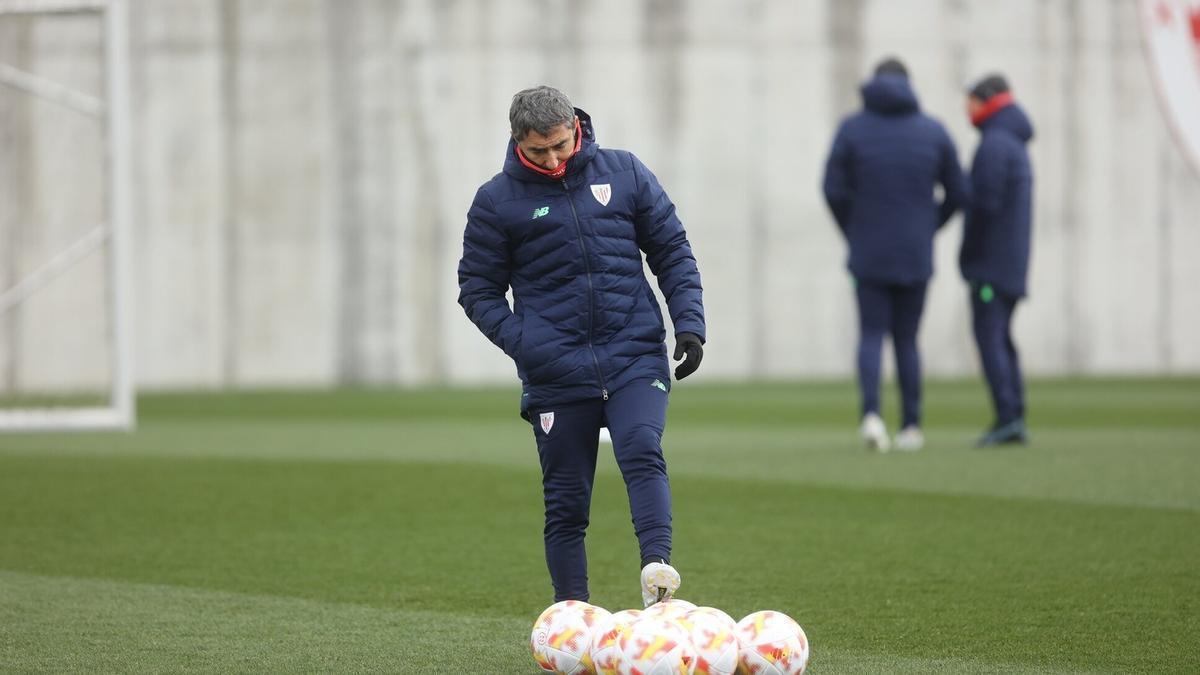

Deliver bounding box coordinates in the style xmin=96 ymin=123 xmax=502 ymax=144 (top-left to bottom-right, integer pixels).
xmin=823 ymin=75 xmax=968 ymax=285
xmin=458 ymin=109 xmax=705 ymax=416
xmin=960 ymin=103 xmax=1034 ymax=298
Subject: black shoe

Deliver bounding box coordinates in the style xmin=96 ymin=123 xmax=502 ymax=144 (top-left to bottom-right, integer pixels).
xmin=975 ymin=419 xmax=1029 ymax=447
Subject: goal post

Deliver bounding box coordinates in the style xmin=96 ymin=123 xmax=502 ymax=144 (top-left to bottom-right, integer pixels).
xmin=0 ymin=0 xmax=133 ymax=431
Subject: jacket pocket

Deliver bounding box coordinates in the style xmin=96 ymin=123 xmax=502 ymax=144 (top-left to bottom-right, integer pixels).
xmin=518 ymin=312 xmax=579 ymax=385
xmin=516 ymin=311 xmax=532 ymax=369
xmin=644 ymin=285 xmax=665 ymax=326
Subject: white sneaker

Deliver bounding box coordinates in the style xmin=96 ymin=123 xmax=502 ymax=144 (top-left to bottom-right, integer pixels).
xmin=860 ymin=412 xmax=890 ymax=452
xmin=640 ymin=561 xmax=681 ymax=607
xmin=894 ymin=426 xmax=924 ymax=451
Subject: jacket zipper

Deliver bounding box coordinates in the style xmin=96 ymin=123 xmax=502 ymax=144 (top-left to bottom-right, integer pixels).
xmin=562 ymin=179 xmax=609 ymax=401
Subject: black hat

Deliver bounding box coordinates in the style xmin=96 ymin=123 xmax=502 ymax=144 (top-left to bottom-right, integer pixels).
xmin=874 ymin=57 xmax=908 ymax=79
xmin=969 ymin=74 xmax=1010 ymax=102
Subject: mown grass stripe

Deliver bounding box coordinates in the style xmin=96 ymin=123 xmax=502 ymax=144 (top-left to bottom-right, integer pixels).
xmin=1 ymin=569 xmax=1090 ymax=673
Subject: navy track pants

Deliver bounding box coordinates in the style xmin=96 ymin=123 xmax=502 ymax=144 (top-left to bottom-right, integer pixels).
xmin=528 ymin=378 xmax=672 ymax=602
xmin=855 ymin=280 xmax=928 ymax=428
xmin=969 ymin=284 xmax=1025 ymax=426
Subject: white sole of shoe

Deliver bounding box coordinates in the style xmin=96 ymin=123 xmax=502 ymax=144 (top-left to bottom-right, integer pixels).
xmin=640 ymin=563 xmax=681 ymax=607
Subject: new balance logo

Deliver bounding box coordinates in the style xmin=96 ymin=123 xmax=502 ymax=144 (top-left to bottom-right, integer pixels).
xmin=532 ymin=206 xmax=550 ymax=219
xmin=651 ymin=379 xmax=667 ymax=392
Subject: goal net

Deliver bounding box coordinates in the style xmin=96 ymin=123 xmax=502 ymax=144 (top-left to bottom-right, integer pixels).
xmin=0 ymin=0 xmax=133 ymax=431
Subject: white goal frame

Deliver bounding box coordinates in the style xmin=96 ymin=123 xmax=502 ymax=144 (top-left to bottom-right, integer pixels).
xmin=0 ymin=0 xmax=133 ymax=431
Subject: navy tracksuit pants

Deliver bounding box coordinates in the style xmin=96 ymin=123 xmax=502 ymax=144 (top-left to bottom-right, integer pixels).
xmin=856 ymin=280 xmax=927 ymax=428
xmin=529 ymin=378 xmax=672 ymax=602
xmin=970 ymin=284 xmax=1026 ymax=425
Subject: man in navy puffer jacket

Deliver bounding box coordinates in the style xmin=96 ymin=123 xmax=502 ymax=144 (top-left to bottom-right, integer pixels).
xmin=823 ymin=58 xmax=968 ymax=452
xmin=961 ymin=74 xmax=1035 ymax=447
xmin=458 ymin=86 xmax=705 ymax=606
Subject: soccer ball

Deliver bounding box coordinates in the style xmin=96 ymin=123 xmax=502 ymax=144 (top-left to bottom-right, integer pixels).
xmin=734 ymin=610 xmax=809 ymax=675
xmin=683 ymin=606 xmax=736 ymax=630
xmin=531 ymin=600 xmax=611 ymax=674
xmin=585 ymin=608 xmax=642 ymax=674
xmin=641 ymin=598 xmax=697 ymax=622
xmin=616 ymin=616 xmax=697 ymax=675
xmin=682 ymin=607 xmax=739 ymax=675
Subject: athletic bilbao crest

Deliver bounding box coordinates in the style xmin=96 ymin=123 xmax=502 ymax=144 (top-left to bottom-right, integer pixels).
xmin=1141 ymin=0 xmax=1200 ymax=173
xmin=590 ymin=183 xmax=612 ymax=206
xmin=540 ymin=412 xmax=555 ymax=434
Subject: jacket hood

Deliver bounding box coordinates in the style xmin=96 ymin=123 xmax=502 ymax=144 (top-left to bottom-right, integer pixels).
xmin=981 ymin=103 xmax=1034 ymax=144
xmin=503 ymin=107 xmax=598 ymax=183
xmin=860 ymin=75 xmax=920 ymax=115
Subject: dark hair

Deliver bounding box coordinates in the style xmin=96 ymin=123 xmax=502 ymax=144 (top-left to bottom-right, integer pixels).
xmin=969 ymin=74 xmax=1010 ymax=102
xmin=873 ymin=57 xmax=908 ymax=79
xmin=509 ymin=86 xmax=575 ymax=140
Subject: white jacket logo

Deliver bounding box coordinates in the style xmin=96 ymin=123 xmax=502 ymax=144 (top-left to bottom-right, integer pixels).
xmin=540 ymin=412 xmax=555 ymax=434
xmin=591 ymin=184 xmax=612 ymax=206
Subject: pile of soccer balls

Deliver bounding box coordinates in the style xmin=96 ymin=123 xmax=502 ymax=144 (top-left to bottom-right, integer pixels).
xmin=530 ymin=598 xmax=809 ymax=675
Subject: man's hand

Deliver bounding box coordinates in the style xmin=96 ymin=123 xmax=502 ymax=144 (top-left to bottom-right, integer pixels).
xmin=672 ymin=332 xmax=704 ymax=380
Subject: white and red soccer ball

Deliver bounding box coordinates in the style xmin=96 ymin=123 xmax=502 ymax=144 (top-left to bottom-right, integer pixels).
xmin=682 ymin=607 xmax=739 ymax=675
xmin=733 ymin=610 xmax=809 ymax=675
xmin=641 ymin=598 xmax=698 ymax=623
xmin=616 ymin=615 xmax=697 ymax=674
xmin=586 ymin=608 xmax=643 ymax=674
xmin=531 ymin=600 xmax=611 ymax=675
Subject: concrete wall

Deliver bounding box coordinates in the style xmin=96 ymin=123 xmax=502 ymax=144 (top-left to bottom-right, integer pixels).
xmin=1 ymin=0 xmax=1198 ymax=393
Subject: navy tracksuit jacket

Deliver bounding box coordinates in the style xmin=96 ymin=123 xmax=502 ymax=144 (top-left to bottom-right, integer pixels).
xmin=961 ymin=103 xmax=1035 ymax=425
xmin=458 ymin=109 xmax=704 ymax=601
xmin=823 ymin=75 xmax=968 ymax=427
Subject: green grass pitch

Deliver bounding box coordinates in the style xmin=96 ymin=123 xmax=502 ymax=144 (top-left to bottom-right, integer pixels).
xmin=1 ymin=378 xmax=1198 ymax=672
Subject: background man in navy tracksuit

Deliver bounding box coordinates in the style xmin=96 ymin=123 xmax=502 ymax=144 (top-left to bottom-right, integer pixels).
xmin=458 ymin=86 xmax=705 ymax=606
xmin=961 ymin=74 xmax=1035 ymax=446
xmin=822 ymin=58 xmax=968 ymax=452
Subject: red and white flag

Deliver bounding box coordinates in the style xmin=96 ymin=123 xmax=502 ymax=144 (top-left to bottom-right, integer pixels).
xmin=1141 ymin=0 xmax=1200 ymax=173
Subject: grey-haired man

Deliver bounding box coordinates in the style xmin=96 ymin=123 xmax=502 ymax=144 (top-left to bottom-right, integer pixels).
xmin=457 ymin=86 xmax=705 ymax=605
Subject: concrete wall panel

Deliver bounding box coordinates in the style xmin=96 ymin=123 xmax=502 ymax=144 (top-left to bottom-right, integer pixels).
xmin=1 ymin=0 xmax=1197 ymax=395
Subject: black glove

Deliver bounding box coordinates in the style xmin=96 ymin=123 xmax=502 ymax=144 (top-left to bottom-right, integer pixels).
xmin=672 ymin=332 xmax=704 ymax=380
